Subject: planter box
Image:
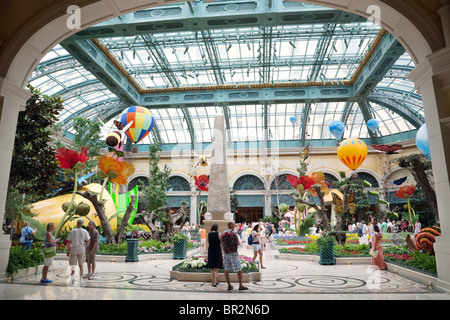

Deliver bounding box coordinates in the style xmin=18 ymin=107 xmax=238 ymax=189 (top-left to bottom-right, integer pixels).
xmin=170 ymin=269 xmax=261 ymax=283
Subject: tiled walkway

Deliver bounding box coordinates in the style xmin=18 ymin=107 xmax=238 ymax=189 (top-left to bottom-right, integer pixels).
xmin=1 ymin=244 xmax=449 ymax=300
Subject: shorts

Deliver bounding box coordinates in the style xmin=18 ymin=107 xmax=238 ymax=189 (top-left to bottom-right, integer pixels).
xmin=223 ymin=252 xmax=242 ymax=272
xmin=69 ymin=251 xmax=86 ymax=266
xmin=86 ymin=251 xmax=96 ymax=264
xmin=201 ymin=239 xmax=206 ymax=245
xmin=44 ymin=257 xmax=54 ymax=267
xmin=252 ymin=243 xmax=262 ymax=251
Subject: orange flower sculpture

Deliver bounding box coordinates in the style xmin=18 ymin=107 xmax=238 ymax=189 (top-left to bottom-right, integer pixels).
xmin=310 ymin=171 xmax=329 ymax=196
xmin=98 ymin=155 xmax=135 ymax=185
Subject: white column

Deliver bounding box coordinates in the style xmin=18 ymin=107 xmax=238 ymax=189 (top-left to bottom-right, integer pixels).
xmin=0 ymin=78 xmax=31 ymax=278
xmin=409 ymin=46 xmax=450 ymax=292
xmin=264 ymin=191 xmax=272 ymax=218
xmin=189 ymin=191 xmax=198 ymax=226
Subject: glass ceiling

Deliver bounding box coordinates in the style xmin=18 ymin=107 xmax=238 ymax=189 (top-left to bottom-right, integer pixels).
xmin=28 ymin=0 xmax=424 ymax=149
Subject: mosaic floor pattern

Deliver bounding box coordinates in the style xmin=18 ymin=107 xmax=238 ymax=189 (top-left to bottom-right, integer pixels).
xmin=5 ymin=245 xmax=446 ymax=299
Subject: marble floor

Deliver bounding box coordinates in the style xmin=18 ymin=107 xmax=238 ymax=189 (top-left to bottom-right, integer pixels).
xmin=1 ymin=244 xmax=449 ymax=301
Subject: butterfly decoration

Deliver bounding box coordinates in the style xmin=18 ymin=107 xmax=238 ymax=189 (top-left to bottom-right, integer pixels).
xmin=392 ymin=176 xmax=407 ymax=185
xmin=332 ymin=191 xmax=356 ymax=215
xmin=299 ymin=144 xmax=310 ymax=161
xmin=371 ymin=144 xmax=403 ymax=154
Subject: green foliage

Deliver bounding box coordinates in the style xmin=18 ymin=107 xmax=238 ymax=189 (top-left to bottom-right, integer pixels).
xmin=4 ymin=187 xmax=36 ymax=222
xmin=173 ymin=232 xmax=189 ymax=242
xmin=55 ymin=116 xmax=104 ymax=176
xmin=7 ymin=245 xmax=44 ymax=278
xmin=140 ymin=141 xmax=172 ymax=217
xmin=9 ymin=85 xmax=63 ymax=198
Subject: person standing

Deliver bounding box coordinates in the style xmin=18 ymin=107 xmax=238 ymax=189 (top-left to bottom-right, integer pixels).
xmin=207 ymin=223 xmax=222 ymax=287
xmin=371 ymin=225 xmax=386 ymax=270
xmin=199 ymin=225 xmax=207 ymax=253
xmin=66 ymin=218 xmax=90 ymax=286
xmin=251 ymin=224 xmax=266 ymax=269
xmin=381 ymin=220 xmax=387 ymax=233
xmin=220 ymin=221 xmax=248 ymax=291
xmin=86 ymin=221 xmax=99 ymax=280
xmin=20 ymin=222 xmax=36 ymax=250
xmin=414 ymin=220 xmax=422 ymax=235
xmin=41 ymin=223 xmax=60 ymax=284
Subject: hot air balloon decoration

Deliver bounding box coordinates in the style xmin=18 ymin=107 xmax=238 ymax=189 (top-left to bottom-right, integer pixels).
xmin=289 ymin=116 xmax=297 ymax=126
xmin=120 ymin=106 xmax=155 ymax=144
xmin=337 ymin=138 xmax=368 ymax=171
xmin=367 ymin=119 xmax=379 ymax=134
xmin=416 ymin=123 xmax=431 ymax=159
xmin=329 ymin=120 xmax=345 ymax=141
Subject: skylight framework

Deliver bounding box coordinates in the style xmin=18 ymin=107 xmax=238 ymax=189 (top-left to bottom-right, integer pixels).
xmin=28 ymin=0 xmax=424 ymax=150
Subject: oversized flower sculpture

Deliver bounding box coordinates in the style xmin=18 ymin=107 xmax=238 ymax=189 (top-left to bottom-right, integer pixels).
xmin=54 ymin=147 xmax=90 ymax=238
xmin=98 ymin=155 xmax=135 ymax=201
xmin=395 ymin=185 xmax=417 ymax=222
xmin=285 ymin=171 xmax=329 ymax=235
xmin=194 ymin=174 xmax=209 ymax=192
xmin=194 ymin=175 xmax=209 ymax=224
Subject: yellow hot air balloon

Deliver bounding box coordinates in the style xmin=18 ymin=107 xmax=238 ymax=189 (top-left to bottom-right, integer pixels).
xmin=337 ymin=138 xmax=368 ymax=171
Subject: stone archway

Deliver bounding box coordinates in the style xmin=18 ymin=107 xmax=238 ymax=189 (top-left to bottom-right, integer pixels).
xmin=0 ymin=0 xmax=449 ymax=292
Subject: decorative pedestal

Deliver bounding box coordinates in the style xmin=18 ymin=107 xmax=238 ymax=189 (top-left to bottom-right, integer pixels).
xmin=125 ymin=238 xmax=139 ymax=262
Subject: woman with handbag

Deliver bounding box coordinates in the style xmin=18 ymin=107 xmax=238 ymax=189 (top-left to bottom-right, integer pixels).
xmin=41 ymin=223 xmax=60 ymax=284
xmin=20 ymin=221 xmax=36 ymax=250
xmin=371 ymin=225 xmax=386 ymax=270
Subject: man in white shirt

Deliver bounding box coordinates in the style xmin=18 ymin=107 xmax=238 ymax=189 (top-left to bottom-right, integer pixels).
xmin=66 ymin=218 xmax=90 ymax=286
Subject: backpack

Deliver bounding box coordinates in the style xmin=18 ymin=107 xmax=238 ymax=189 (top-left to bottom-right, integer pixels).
xmin=222 ymin=230 xmax=237 ymax=254
xmin=357 ymin=226 xmax=363 ymax=237
xmin=247 ymin=234 xmax=253 ymax=245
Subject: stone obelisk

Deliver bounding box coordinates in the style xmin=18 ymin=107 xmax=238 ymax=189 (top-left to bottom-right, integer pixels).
xmin=204 ymin=114 xmax=232 ymax=234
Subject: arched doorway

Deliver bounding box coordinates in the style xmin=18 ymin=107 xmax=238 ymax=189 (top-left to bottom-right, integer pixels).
xmin=232 ymin=174 xmax=266 ymax=223
xmin=0 ymin=0 xmax=449 ymax=292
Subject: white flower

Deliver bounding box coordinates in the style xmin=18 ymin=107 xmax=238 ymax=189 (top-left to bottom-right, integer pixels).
xmin=241 ymin=263 xmax=247 ymax=269
xmin=191 ymin=261 xmax=198 ymax=268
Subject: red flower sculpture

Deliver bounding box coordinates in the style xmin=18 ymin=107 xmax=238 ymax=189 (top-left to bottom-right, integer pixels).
xmin=394 ymin=185 xmax=416 ymax=199
xmin=286 ymin=175 xmax=315 ymax=190
xmin=194 ymin=174 xmax=209 ymax=192
xmin=55 ymin=147 xmax=89 ymax=170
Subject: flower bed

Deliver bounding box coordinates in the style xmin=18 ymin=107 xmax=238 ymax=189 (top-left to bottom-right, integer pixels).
xmin=383 ymin=245 xmax=437 ymax=276
xmin=64 ymin=239 xmax=198 ymax=256
xmin=279 ymin=242 xmax=370 ymax=257
xmin=173 ymin=255 xmax=259 ymax=273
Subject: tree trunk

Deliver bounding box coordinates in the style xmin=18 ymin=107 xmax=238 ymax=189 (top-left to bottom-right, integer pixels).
xmin=163 ymin=203 xmax=188 ymax=239
xmin=292 ymin=186 xmax=331 ymax=233
xmin=399 ymin=157 xmax=439 ymax=222
xmin=115 ymin=195 xmax=137 ymax=244
xmin=76 ymin=190 xmax=116 ymax=244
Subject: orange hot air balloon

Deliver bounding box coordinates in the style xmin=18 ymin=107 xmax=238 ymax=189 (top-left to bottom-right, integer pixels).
xmin=337 ymin=138 xmax=368 ymax=171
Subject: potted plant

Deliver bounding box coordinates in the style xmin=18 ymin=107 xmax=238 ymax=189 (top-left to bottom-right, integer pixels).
xmin=173 ymin=232 xmax=189 ymax=259
xmin=317 ymin=234 xmax=336 ymax=265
